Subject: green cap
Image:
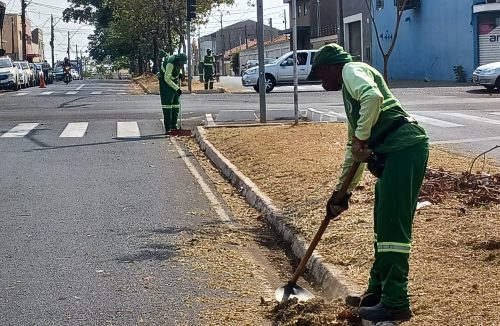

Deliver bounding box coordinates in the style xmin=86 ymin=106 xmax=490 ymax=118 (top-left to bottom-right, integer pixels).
xmin=177 ymin=53 xmax=188 ymax=64
xmin=306 ymin=43 xmax=352 ymax=81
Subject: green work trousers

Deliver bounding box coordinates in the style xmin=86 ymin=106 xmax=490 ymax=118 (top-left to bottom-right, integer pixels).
xmin=159 ymin=78 xmax=180 ymax=131
xmin=204 ymin=66 xmax=214 ymax=89
xmin=366 ymin=140 xmax=429 ymax=309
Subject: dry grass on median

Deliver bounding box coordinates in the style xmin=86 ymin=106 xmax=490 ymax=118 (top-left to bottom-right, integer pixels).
xmin=203 ymin=123 xmax=500 ymax=326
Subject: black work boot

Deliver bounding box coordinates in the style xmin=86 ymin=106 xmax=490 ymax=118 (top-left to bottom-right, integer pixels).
xmin=345 ymin=293 xmax=380 ymax=307
xmin=358 ymin=302 xmax=412 ymax=322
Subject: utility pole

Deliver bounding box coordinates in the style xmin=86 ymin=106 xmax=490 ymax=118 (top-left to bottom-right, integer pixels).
xmin=283 ymin=9 xmax=288 ymax=41
xmin=269 ymin=18 xmax=273 ymax=42
xmin=219 ymin=12 xmax=224 ymax=75
xmin=256 ymin=0 xmax=266 ymax=123
xmin=244 ymin=25 xmax=248 ymax=49
xmin=292 ymin=0 xmax=299 ymax=125
xmin=21 ymin=0 xmax=27 ymax=60
xmin=338 ymin=0 xmax=344 ymax=46
xmin=67 ymin=31 xmax=70 ymax=59
xmin=316 ymin=0 xmax=320 ymax=37
xmin=50 ymin=15 xmax=54 ymax=68
xmin=0 ymin=1 xmax=5 ymax=52
xmin=283 ymin=9 xmax=287 ymax=29
xmin=76 ymin=44 xmax=78 ymax=72
xmin=11 ymin=17 xmax=14 ymax=59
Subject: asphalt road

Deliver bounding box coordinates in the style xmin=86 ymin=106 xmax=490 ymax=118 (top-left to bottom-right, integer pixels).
xmin=0 ymin=80 xmax=231 ymax=325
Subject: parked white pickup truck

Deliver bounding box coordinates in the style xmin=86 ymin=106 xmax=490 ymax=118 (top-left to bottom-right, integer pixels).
xmin=241 ymin=49 xmax=318 ymax=93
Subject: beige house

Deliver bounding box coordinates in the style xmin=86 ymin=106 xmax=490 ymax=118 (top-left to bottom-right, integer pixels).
xmin=1 ymin=14 xmax=44 ymax=62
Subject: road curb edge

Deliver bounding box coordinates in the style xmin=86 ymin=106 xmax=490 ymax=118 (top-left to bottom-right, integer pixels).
xmin=193 ymin=125 xmax=361 ymax=302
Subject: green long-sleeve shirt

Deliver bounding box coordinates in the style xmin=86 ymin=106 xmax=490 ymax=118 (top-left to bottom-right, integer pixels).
xmin=164 ymin=55 xmax=182 ymax=91
xmin=335 ymin=62 xmax=428 ymax=191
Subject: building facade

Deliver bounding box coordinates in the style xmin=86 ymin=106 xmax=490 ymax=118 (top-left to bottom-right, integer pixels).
xmin=370 ymin=0 xmax=500 ymax=81
xmin=1 ymin=14 xmax=44 ymax=62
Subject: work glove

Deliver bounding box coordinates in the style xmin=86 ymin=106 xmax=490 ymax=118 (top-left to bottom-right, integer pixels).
xmin=326 ymin=191 xmax=352 ymax=219
xmin=351 ymin=136 xmax=373 ymax=162
xmin=176 ymin=89 xmax=182 ymax=96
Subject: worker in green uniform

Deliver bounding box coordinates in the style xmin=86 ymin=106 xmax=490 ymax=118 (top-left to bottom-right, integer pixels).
xmin=158 ymin=49 xmax=170 ymax=129
xmin=203 ymin=49 xmax=215 ymax=89
xmin=159 ymin=52 xmax=187 ymax=134
xmin=307 ymin=44 xmax=429 ymax=323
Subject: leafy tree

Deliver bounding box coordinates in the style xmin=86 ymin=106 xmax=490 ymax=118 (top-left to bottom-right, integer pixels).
xmin=63 ymin=0 xmax=234 ymax=75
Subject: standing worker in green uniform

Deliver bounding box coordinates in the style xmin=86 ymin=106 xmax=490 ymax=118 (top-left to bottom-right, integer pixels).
xmin=158 ymin=52 xmax=187 ymax=134
xmin=203 ymin=49 xmax=215 ymax=90
xmin=158 ymin=49 xmax=170 ymax=127
xmin=307 ymin=44 xmax=429 ymax=323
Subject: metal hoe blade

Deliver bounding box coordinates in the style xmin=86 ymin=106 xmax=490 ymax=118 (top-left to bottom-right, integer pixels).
xmin=275 ymin=282 xmax=314 ymax=302
xmin=273 ymin=163 xmax=361 ymax=303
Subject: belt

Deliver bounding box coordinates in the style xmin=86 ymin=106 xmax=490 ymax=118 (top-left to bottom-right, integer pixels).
xmin=368 ymin=116 xmax=418 ymax=149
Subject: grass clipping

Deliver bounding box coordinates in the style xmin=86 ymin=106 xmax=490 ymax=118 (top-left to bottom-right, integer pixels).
xmin=204 ymin=123 xmax=500 ymax=326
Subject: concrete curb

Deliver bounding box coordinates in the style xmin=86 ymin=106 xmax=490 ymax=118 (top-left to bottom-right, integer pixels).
xmin=194 ymin=125 xmax=361 ymax=301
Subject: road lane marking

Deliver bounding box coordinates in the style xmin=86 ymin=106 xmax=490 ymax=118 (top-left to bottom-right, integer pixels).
xmin=170 ymin=138 xmax=232 ymax=223
xmin=76 ymin=84 xmax=86 ymax=90
xmin=40 ymin=91 xmax=54 ymax=95
xmin=13 ymin=92 xmax=28 ymax=96
xmin=90 ymin=91 xmax=102 ymax=95
xmin=65 ymin=91 xmax=78 ymax=95
xmin=488 ymin=112 xmax=500 ymax=116
xmin=409 ymin=114 xmax=464 ymax=128
xmin=441 ymin=112 xmax=500 ymax=125
xmin=1 ymin=123 xmax=39 ymax=138
xmin=117 ymin=92 xmax=127 ymax=95
xmin=431 ymin=135 xmax=500 ymax=144
xmin=116 ymin=121 xmax=140 ymax=138
xmin=60 ymin=122 xmax=88 ymax=137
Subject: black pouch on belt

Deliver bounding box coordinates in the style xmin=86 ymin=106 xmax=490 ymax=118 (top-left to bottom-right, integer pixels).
xmin=367 ymin=153 xmax=385 ymax=178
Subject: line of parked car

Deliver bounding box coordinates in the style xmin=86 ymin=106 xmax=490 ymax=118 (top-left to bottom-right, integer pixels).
xmin=0 ymin=56 xmax=54 ymax=91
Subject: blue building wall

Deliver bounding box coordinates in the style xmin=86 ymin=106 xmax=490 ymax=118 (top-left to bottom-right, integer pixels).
xmin=371 ymin=0 xmax=476 ymax=81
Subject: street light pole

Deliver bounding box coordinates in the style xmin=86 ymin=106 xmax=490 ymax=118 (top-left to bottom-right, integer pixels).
xmin=292 ymin=0 xmax=299 ymax=125
xmin=256 ymin=0 xmax=266 ymax=123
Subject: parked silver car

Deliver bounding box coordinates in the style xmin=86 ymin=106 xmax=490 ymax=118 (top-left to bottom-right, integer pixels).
xmin=472 ymin=61 xmax=500 ymax=91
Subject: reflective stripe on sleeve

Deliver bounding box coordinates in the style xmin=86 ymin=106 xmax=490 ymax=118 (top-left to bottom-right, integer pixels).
xmin=381 ymin=98 xmax=401 ymax=111
xmin=377 ymin=242 xmax=411 ymax=254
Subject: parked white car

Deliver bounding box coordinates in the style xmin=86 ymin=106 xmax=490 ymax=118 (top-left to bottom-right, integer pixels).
xmin=241 ymin=50 xmax=318 ymax=93
xmin=14 ymin=61 xmax=30 ymax=88
xmin=472 ymin=61 xmax=500 ymax=91
xmin=0 ymin=56 xmax=21 ymax=91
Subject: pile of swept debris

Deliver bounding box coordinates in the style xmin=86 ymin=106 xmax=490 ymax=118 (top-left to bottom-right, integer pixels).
xmin=420 ymin=146 xmax=500 ymax=206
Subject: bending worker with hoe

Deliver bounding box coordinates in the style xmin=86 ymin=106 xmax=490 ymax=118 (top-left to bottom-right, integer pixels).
xmin=307 ymin=44 xmax=429 ymax=323
xmin=158 ymin=52 xmax=187 ymax=134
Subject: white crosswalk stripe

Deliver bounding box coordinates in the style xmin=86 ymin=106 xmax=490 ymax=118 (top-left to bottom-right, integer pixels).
xmin=1 ymin=123 xmax=39 ymax=138
xmin=441 ymin=112 xmax=500 ymax=125
xmin=40 ymin=91 xmax=54 ymax=95
xmin=13 ymin=92 xmax=28 ymax=96
xmin=116 ymin=121 xmax=140 ymax=138
xmin=90 ymin=91 xmax=102 ymax=95
xmin=409 ymin=113 xmax=464 ymax=128
xmin=59 ymin=122 xmax=89 ymax=137
xmin=65 ymin=91 xmax=78 ymax=95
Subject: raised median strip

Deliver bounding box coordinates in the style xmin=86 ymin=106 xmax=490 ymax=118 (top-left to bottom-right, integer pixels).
xmin=194 ymin=125 xmax=361 ymax=302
